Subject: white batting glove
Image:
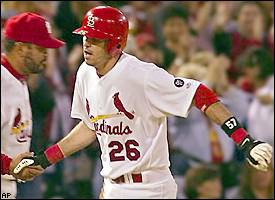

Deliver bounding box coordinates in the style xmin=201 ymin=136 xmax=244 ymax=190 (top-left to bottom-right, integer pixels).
xmin=13 ymin=158 xmax=35 ymax=174
xmin=240 ymin=136 xmax=273 ymax=171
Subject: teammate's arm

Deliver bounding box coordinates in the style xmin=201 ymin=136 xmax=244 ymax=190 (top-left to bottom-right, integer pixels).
xmin=1 ymin=152 xmax=44 ymax=181
xmin=193 ymin=83 xmax=273 ymax=171
xmin=16 ymin=121 xmax=97 ymax=171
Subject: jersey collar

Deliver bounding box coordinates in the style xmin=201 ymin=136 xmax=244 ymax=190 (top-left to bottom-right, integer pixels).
xmin=1 ymin=53 xmax=27 ymax=82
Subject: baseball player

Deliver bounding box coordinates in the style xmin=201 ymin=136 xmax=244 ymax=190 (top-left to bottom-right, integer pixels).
xmin=16 ymin=6 xmax=273 ymax=199
xmin=1 ymin=12 xmax=64 ymax=198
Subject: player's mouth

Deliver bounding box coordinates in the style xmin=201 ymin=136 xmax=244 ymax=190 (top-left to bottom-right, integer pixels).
xmin=84 ymin=50 xmax=93 ymax=57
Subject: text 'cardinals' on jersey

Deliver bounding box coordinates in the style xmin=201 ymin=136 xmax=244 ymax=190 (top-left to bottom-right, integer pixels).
xmin=71 ymin=52 xmax=200 ymax=179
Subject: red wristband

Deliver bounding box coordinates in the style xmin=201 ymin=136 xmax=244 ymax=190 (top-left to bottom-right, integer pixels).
xmin=44 ymin=144 xmax=65 ymax=164
xmin=1 ymin=154 xmax=12 ymax=175
xmin=230 ymin=128 xmax=248 ymax=145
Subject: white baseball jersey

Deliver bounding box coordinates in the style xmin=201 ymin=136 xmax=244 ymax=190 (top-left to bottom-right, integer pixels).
xmin=71 ymin=52 xmax=200 ymax=179
xmin=1 ymin=55 xmax=32 ymax=181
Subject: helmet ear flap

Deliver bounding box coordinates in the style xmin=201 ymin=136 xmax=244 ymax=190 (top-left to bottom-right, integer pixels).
xmin=107 ymin=38 xmax=122 ymax=57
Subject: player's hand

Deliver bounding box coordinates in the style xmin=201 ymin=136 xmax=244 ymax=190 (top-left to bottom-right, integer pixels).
xmin=240 ymin=136 xmax=273 ymax=171
xmin=9 ymin=152 xmax=44 ymax=181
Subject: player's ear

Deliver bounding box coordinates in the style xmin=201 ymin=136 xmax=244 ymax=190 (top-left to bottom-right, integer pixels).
xmin=14 ymin=42 xmax=29 ymax=56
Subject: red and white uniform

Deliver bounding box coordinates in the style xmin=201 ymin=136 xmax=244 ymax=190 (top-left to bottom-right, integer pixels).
xmin=71 ymin=52 xmax=200 ymax=198
xmin=1 ymin=55 xmax=32 ymax=198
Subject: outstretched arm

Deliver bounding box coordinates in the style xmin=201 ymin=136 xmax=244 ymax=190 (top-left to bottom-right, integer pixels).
xmin=57 ymin=121 xmax=96 ymax=157
xmin=193 ymin=84 xmax=273 ymax=171
xmin=36 ymin=121 xmax=96 ymax=169
xmin=14 ymin=121 xmax=96 ymax=173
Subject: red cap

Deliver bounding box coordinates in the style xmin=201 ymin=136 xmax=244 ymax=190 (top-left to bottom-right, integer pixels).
xmin=3 ymin=12 xmax=64 ymax=48
xmin=135 ymin=33 xmax=155 ymax=48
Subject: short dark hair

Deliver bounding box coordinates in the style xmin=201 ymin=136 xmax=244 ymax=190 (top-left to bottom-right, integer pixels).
xmin=160 ymin=3 xmax=188 ymax=25
xmin=3 ymin=39 xmax=16 ymax=53
xmin=235 ymin=47 xmax=274 ymax=80
xmin=184 ymin=165 xmax=221 ymax=199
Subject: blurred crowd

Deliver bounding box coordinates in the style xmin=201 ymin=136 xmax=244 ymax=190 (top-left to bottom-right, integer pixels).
xmin=1 ymin=1 xmax=274 ymax=199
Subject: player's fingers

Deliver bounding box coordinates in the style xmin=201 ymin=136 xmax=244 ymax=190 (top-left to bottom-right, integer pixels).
xmin=255 ymin=143 xmax=273 ymax=155
xmin=253 ymin=155 xmax=269 ymax=170
xmin=26 ymin=168 xmax=43 ymax=176
xmin=28 ymin=165 xmax=44 ymax=171
xmin=20 ymin=168 xmax=41 ymax=179
xmin=254 ymin=148 xmax=272 ymax=163
xmin=258 ymin=159 xmax=268 ymax=169
xmin=247 ymin=159 xmax=268 ymax=172
xmin=253 ymin=147 xmax=272 ymax=164
xmin=17 ymin=152 xmax=34 ymax=160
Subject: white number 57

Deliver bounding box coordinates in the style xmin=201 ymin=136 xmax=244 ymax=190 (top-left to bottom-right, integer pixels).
xmin=225 ymin=118 xmax=237 ymax=129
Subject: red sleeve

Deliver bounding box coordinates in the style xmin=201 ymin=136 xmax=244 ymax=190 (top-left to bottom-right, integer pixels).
xmin=1 ymin=154 xmax=12 ymax=175
xmin=194 ymin=84 xmax=219 ymax=112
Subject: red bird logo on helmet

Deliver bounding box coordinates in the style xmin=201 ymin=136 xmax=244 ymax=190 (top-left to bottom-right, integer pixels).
xmin=113 ymin=92 xmax=134 ymax=120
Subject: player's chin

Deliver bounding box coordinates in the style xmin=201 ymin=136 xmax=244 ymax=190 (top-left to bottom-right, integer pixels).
xmin=28 ymin=66 xmax=44 ymax=74
xmin=84 ymin=59 xmax=95 ymax=66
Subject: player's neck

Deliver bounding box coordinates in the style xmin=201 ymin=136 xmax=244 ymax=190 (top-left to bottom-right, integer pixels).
xmin=4 ymin=53 xmax=25 ymax=76
xmin=96 ymin=53 xmax=122 ymax=76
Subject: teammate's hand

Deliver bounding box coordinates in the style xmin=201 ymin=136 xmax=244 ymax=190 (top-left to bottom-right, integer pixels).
xmin=9 ymin=152 xmax=44 ymax=181
xmin=240 ymin=137 xmax=273 ymax=171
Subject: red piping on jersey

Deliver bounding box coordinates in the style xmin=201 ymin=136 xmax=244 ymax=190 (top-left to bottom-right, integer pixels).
xmin=1 ymin=53 xmax=26 ymax=81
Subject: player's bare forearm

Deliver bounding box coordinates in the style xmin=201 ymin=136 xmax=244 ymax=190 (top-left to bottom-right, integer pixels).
xmin=192 ymin=83 xmax=273 ymax=171
xmin=14 ymin=121 xmax=97 ymax=173
xmin=204 ymin=101 xmax=233 ymax=125
xmin=57 ymin=121 xmax=97 ymax=157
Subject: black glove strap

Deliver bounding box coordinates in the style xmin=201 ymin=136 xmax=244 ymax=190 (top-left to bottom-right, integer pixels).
xmin=33 ymin=153 xmax=51 ymax=169
xmin=239 ymin=135 xmax=263 ymax=165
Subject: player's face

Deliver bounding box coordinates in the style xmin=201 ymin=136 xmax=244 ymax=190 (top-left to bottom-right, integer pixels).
xmin=21 ymin=43 xmax=47 ymax=74
xmin=83 ymin=36 xmax=111 ymax=68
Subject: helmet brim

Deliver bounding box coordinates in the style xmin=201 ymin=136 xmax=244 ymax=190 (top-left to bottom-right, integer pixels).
xmin=72 ymin=27 xmax=110 ymax=40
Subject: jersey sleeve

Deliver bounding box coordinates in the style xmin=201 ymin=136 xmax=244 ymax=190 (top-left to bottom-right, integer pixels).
xmin=1 ymin=153 xmax=12 ymax=175
xmin=70 ymin=74 xmax=95 ymax=130
xmin=144 ymin=67 xmax=201 ymax=118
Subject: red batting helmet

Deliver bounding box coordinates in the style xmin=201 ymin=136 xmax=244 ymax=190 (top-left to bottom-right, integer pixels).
xmin=73 ymin=6 xmax=129 ymax=56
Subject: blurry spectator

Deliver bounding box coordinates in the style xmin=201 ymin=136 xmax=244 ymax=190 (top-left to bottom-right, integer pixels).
xmin=213 ymin=1 xmax=269 ymax=83
xmin=122 ymin=2 xmax=161 ymax=54
xmin=152 ymin=2 xmax=193 ymax=70
xmin=184 ymin=164 xmax=223 ymax=199
xmin=236 ymin=49 xmax=274 ymax=148
xmin=184 ymin=1 xmax=215 ymax=51
xmin=235 ymin=47 xmax=274 ymax=93
xmin=237 ymin=162 xmax=274 ymax=199
xmin=247 ymin=76 xmax=274 ymax=151
xmin=134 ymin=32 xmax=163 ymax=65
xmin=54 ymin=1 xmax=103 ymax=98
xmin=54 ymin=1 xmax=101 ymax=53
xmin=267 ymin=4 xmax=274 ymax=55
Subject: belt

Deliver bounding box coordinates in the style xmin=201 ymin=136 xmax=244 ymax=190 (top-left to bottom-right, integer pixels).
xmin=112 ymin=173 xmax=142 ymax=184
